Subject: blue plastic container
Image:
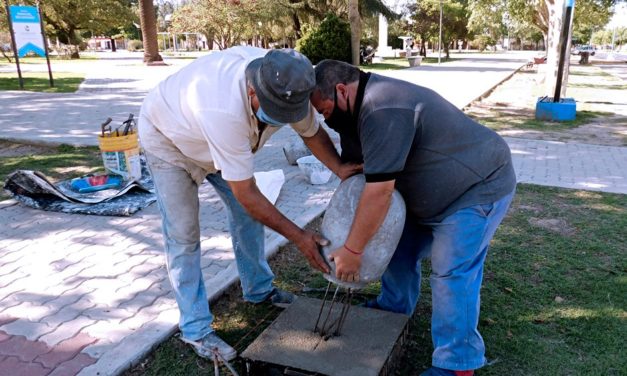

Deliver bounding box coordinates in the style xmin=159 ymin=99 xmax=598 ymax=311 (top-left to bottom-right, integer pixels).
xmin=535 ymin=97 xmax=576 ymax=121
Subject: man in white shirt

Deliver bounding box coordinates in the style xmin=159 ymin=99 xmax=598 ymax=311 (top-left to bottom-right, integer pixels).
xmin=139 ymin=47 xmax=354 ymax=361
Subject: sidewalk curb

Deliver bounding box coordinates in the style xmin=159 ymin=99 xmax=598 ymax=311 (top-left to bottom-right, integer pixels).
xmin=462 ymin=63 xmax=528 ymax=110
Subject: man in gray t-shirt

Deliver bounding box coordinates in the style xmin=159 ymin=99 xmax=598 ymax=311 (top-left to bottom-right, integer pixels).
xmin=310 ymin=60 xmax=516 ymax=376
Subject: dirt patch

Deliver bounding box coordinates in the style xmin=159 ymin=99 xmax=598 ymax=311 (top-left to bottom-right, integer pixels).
xmin=528 ymin=217 xmax=576 ymax=236
xmin=0 ymin=140 xmax=56 ymax=157
xmin=465 ymin=64 xmax=627 ymax=146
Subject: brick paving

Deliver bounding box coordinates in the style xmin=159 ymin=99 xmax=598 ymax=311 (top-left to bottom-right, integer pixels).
xmin=1 ymin=50 xmax=625 ymax=375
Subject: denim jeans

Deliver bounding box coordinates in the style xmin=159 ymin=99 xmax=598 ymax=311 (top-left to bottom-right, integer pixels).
xmin=146 ymin=152 xmax=274 ymax=341
xmin=375 ymin=190 xmax=515 ymax=371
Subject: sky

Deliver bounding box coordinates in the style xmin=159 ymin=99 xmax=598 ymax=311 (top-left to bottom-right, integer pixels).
xmin=608 ymin=2 xmax=627 ymax=28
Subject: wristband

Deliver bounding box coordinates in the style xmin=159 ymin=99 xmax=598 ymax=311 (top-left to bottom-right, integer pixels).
xmin=343 ymin=244 xmax=363 ymax=255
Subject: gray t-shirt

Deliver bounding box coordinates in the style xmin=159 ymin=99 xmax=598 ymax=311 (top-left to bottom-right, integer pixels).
xmin=357 ymin=73 xmax=516 ymax=221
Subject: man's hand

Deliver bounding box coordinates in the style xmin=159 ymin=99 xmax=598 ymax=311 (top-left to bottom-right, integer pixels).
xmin=229 ymin=178 xmax=330 ymax=274
xmin=294 ymin=230 xmax=331 ymax=274
xmin=329 ymin=246 xmax=362 ymax=283
xmin=336 ymin=162 xmax=363 ymax=181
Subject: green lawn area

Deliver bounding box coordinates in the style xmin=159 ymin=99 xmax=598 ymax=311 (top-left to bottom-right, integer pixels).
xmin=0 ymin=71 xmax=85 ymax=92
xmin=0 ymin=143 xmax=103 ymax=200
xmin=124 ymin=184 xmax=627 ymax=376
xmin=472 ymin=110 xmax=612 ymax=131
xmin=0 ymin=55 xmax=98 ymax=64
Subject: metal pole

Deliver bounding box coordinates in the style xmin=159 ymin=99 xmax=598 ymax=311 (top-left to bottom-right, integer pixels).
xmin=553 ymin=0 xmax=575 ymax=102
xmin=36 ymin=0 xmax=53 ymax=87
xmin=4 ymin=0 xmax=24 ymax=89
xmin=438 ymin=0 xmax=443 ymax=65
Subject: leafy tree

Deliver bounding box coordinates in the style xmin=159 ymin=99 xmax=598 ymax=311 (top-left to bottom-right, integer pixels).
xmin=507 ymin=0 xmax=616 ymax=45
xmin=407 ymin=1 xmax=443 ymax=56
xmin=41 ymin=0 xmax=135 ymax=58
xmin=169 ymin=0 xmax=308 ymax=49
xmin=297 ymin=13 xmax=351 ymax=64
xmin=468 ymin=0 xmax=507 ymax=46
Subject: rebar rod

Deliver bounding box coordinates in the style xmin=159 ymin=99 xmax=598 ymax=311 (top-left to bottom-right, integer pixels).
xmin=313 ymin=281 xmax=332 ymax=333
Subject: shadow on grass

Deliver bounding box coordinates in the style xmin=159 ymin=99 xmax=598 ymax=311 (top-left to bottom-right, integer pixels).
xmin=0 ymin=144 xmax=103 ymax=200
xmin=0 ymin=74 xmax=84 ymax=93
xmin=468 ymin=109 xmax=612 ymax=131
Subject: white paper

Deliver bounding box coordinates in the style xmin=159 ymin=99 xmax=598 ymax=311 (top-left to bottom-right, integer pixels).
xmin=254 ymin=170 xmax=285 ymax=205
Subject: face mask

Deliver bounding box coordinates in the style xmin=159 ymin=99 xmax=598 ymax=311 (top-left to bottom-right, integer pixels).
xmin=256 ymin=106 xmax=289 ymax=127
xmin=324 ymin=88 xmax=363 ymax=164
xmin=325 ymin=88 xmax=353 ymax=133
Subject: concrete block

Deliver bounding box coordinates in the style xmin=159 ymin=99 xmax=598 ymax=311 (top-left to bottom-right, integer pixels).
xmin=283 ymin=140 xmax=312 ymax=165
xmin=320 ymin=174 xmax=406 ymax=289
xmin=242 ymin=296 xmax=409 ymax=376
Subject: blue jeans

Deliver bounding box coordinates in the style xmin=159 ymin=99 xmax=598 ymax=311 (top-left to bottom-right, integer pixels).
xmin=375 ymin=190 xmax=515 ymax=371
xmin=146 ymin=153 xmax=274 ymax=340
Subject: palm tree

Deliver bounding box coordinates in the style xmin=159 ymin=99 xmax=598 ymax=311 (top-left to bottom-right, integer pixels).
xmin=138 ymin=0 xmax=163 ymax=64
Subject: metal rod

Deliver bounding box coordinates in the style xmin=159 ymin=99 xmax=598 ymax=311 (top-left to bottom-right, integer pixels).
xmin=554 ymin=0 xmax=575 ymax=102
xmin=335 ymin=289 xmax=353 ymax=336
xmin=319 ymin=285 xmax=340 ymax=336
xmin=313 ymin=281 xmax=332 ymax=333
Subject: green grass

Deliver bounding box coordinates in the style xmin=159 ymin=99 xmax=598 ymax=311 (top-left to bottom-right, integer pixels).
xmin=0 ymin=55 xmax=98 ymax=65
xmin=124 ymin=184 xmax=626 ymax=376
xmin=361 ymin=56 xmax=458 ymax=71
xmin=568 ymin=70 xmax=612 ymax=77
xmin=0 ymin=71 xmax=85 ymax=92
xmin=470 ymin=110 xmax=611 ymax=131
xmin=568 ymin=82 xmax=627 ymax=90
xmin=0 ymin=143 xmax=103 ymax=200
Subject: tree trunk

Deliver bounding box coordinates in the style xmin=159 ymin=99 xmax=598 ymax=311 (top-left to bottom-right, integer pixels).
xmin=292 ymin=13 xmax=302 ymax=39
xmin=138 ymin=0 xmax=163 ymax=64
xmin=348 ymin=0 xmax=361 ymax=66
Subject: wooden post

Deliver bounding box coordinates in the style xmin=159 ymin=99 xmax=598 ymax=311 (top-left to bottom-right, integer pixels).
xmin=4 ymin=0 xmax=24 ymax=89
xmin=37 ymin=0 xmax=54 ymax=87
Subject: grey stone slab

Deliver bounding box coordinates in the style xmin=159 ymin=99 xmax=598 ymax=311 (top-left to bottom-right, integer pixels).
xmin=241 ymin=296 xmax=409 ymax=376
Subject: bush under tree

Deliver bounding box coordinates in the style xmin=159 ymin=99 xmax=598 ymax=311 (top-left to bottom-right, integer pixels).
xmin=297 ymin=14 xmax=351 ymax=64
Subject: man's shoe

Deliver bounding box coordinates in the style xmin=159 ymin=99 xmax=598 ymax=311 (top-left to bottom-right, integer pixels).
xmin=361 ymin=298 xmax=384 ymax=310
xmin=180 ymin=332 xmax=237 ymax=361
xmin=420 ymin=367 xmax=474 ymax=376
xmin=265 ymin=288 xmax=295 ymax=308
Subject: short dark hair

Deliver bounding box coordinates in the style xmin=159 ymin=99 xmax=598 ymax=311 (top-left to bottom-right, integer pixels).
xmin=314 ymin=60 xmax=360 ymax=101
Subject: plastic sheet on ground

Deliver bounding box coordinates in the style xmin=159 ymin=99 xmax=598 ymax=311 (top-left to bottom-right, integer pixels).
xmin=3 ymin=169 xmax=155 ymax=217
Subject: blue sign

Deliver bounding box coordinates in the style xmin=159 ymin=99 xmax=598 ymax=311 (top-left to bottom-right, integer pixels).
xmin=9 ymin=6 xmax=45 ymax=57
xmin=9 ymin=6 xmax=40 ymax=23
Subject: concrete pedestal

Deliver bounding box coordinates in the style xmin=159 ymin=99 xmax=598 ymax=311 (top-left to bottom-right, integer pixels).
xmin=241 ymin=296 xmax=409 ymax=376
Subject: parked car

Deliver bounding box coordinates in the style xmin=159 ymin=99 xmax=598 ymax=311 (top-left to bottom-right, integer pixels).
xmin=572 ymin=45 xmax=595 ymax=56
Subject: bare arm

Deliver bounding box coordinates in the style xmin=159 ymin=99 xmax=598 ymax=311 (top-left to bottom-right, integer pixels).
xmin=228 ymin=178 xmax=330 ymax=273
xmin=330 ymin=180 xmax=396 ymax=282
xmin=302 ymin=128 xmax=362 ymax=180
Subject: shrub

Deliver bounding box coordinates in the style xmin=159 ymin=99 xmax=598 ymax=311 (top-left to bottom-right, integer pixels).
xmin=297 ymin=14 xmax=351 ymax=64
xmin=127 ymin=40 xmax=143 ymax=51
